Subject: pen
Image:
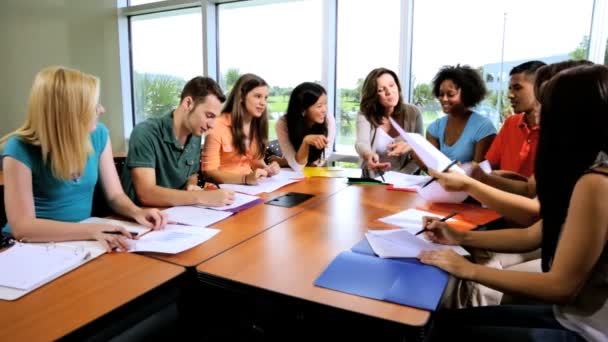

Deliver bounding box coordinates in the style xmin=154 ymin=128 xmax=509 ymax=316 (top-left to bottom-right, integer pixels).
xmin=414 ymin=211 xmax=458 ymax=236
xmin=421 ymin=160 xmax=458 ymax=188
xmin=378 ymin=170 xmax=386 ymax=183
xmin=102 ymin=230 xmax=139 ymax=237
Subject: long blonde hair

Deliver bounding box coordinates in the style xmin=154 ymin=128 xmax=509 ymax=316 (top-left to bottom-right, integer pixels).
xmin=0 ymin=66 xmax=99 ymax=180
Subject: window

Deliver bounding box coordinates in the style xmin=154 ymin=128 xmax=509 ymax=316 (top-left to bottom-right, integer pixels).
xmin=335 ymin=0 xmax=402 ymax=154
xmin=130 ymin=8 xmax=203 ymax=123
xmin=217 ymin=0 xmax=324 ymax=141
xmin=129 ymin=0 xmax=166 ymax=6
xmin=411 ymin=0 xmax=594 ymax=129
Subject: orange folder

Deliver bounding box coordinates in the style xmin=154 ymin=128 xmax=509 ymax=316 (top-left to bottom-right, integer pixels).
xmin=416 ymin=202 xmax=502 ymax=231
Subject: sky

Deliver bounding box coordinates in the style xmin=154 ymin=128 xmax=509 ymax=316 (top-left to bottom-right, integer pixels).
xmin=130 ymin=0 xmax=594 ymax=89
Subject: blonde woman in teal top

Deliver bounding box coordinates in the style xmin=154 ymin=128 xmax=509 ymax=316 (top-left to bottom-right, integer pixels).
xmin=0 ymin=66 xmax=167 ymax=252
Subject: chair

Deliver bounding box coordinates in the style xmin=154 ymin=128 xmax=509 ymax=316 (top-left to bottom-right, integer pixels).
xmin=0 ymin=185 xmax=6 ymax=228
xmin=91 ymin=156 xmax=126 ymax=217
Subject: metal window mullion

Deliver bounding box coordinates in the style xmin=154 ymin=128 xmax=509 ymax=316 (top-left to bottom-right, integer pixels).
xmin=399 ymin=0 xmax=414 ymax=103
xmin=588 ymin=0 xmax=608 ymax=63
xmin=322 ymin=0 xmax=338 ymax=152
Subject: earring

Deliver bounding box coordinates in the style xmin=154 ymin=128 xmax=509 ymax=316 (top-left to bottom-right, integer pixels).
xmin=302 ymin=111 xmax=305 ymax=117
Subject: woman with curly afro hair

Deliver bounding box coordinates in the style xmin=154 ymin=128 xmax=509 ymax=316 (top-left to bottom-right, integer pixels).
xmin=427 ymin=65 xmax=496 ymax=163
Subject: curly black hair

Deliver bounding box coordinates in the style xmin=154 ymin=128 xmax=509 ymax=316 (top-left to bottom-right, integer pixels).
xmin=432 ymin=64 xmax=486 ymax=108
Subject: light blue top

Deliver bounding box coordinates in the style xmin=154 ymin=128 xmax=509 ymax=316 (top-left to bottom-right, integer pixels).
xmin=2 ymin=123 xmax=108 ymax=233
xmin=427 ymin=111 xmax=496 ymax=163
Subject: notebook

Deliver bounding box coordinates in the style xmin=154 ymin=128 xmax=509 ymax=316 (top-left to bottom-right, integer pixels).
xmin=0 ymin=240 xmax=106 ymax=301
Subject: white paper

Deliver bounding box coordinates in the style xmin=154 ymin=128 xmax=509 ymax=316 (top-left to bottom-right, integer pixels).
xmin=388 ymin=118 xmax=469 ymax=203
xmin=129 ymin=224 xmax=219 ymax=254
xmin=163 ymin=206 xmax=233 ymax=227
xmin=0 ymin=243 xmax=90 ymax=290
xmin=478 ymin=160 xmax=492 ymax=174
xmin=276 ymin=168 xmax=305 ymax=179
xmin=220 ymin=176 xmax=299 ymax=195
xmin=80 ymin=217 xmax=152 ymax=235
xmin=417 ymin=182 xmax=470 ymax=203
xmin=378 ymin=208 xmax=456 ymax=229
xmin=197 ymin=192 xmax=261 ymax=211
xmin=379 ymin=171 xmax=431 ymax=189
xmin=366 ymin=228 xmax=469 ymax=259
xmin=372 ymin=128 xmax=395 ymax=153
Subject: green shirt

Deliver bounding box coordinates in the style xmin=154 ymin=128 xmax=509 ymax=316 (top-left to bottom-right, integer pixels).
xmin=121 ymin=112 xmax=201 ymax=204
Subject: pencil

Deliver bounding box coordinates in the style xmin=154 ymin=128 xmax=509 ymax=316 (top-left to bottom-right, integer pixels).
xmin=414 ymin=211 xmax=458 ymax=236
xmin=421 ymin=160 xmax=458 ymax=188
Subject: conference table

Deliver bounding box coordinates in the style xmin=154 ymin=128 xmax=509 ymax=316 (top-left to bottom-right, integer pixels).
xmin=144 ymin=177 xmax=350 ymax=268
xmin=196 ymin=183 xmax=433 ymax=329
xmin=0 ymin=252 xmax=185 ymax=342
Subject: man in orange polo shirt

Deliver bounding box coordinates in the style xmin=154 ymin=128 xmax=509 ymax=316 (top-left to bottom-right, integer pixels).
xmin=485 ymin=61 xmax=546 ymax=177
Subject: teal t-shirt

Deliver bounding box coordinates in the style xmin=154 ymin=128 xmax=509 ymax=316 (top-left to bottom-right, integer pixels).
xmin=427 ymin=111 xmax=497 ymax=163
xmin=2 ymin=123 xmax=108 ymax=233
xmin=121 ymin=112 xmax=201 ymax=204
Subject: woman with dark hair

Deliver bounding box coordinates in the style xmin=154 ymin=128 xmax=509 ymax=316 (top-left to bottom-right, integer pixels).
xmin=202 ymin=73 xmax=280 ymax=185
xmin=418 ymin=64 xmax=608 ymax=341
xmin=275 ymin=82 xmax=335 ymax=171
xmin=355 ymin=68 xmax=423 ymax=177
xmin=427 ymin=65 xmax=496 ymax=163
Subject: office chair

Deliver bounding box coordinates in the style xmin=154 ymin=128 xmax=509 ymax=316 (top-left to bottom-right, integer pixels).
xmin=91 ymin=156 xmax=127 ymax=217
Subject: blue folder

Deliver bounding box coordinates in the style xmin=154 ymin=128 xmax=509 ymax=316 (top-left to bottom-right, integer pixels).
xmin=314 ymin=239 xmax=449 ymax=311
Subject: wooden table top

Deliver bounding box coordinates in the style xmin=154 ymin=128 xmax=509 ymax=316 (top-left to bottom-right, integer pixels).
xmin=144 ymin=177 xmax=350 ymax=268
xmin=0 ymin=252 xmax=184 ymax=342
xmin=196 ymin=183 xmax=432 ymax=326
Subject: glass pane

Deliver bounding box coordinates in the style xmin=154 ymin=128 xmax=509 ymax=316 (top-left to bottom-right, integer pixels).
xmin=335 ymin=0 xmax=401 ymax=154
xmin=218 ymin=0 xmax=324 ymax=141
xmin=129 ymin=0 xmax=166 ymax=6
xmin=411 ymin=0 xmax=594 ymax=129
xmin=130 ymin=8 xmax=203 ymax=123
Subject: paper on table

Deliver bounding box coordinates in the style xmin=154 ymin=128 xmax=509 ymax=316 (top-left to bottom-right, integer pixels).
xmin=128 ymin=224 xmax=219 ymax=254
xmin=197 ymin=192 xmax=262 ymax=211
xmin=220 ymin=176 xmax=299 ymax=195
xmin=80 ymin=217 xmax=153 ymax=235
xmin=417 ymin=182 xmax=469 ymax=203
xmin=378 ymin=208 xmax=457 ymax=229
xmin=379 ymin=171 xmax=431 ymax=190
xmin=276 ymin=168 xmax=305 ymax=179
xmin=365 ymin=228 xmax=469 ymax=258
xmin=163 ymin=206 xmax=233 ymax=227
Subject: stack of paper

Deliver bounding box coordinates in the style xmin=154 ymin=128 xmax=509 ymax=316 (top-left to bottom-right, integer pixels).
xmin=197 ymin=192 xmax=263 ymax=212
xmin=163 ymin=206 xmax=233 ymax=227
xmin=365 ymin=228 xmax=469 ymax=258
xmin=372 ymin=208 xmax=470 ymax=258
xmin=81 ymin=217 xmax=153 ymax=236
xmin=388 ymin=119 xmax=469 ymax=203
xmin=128 ymin=224 xmax=219 ymax=254
xmin=380 ymin=171 xmax=431 ymax=191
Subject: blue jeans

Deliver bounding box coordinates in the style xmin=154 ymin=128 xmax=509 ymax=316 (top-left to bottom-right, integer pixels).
xmin=426 ymin=305 xmax=584 ymax=342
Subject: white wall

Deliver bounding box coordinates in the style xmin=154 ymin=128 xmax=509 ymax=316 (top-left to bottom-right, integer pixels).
xmin=0 ymin=0 xmax=127 ymax=152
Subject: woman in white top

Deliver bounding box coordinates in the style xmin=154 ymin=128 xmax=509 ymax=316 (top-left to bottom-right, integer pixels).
xmin=419 ymin=64 xmax=608 ymax=341
xmin=355 ymin=68 xmax=423 ymax=177
xmin=275 ymin=82 xmax=335 ymax=171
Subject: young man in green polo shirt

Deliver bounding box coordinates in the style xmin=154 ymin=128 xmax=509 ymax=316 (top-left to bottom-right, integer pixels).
xmin=121 ymin=76 xmax=235 ymax=207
